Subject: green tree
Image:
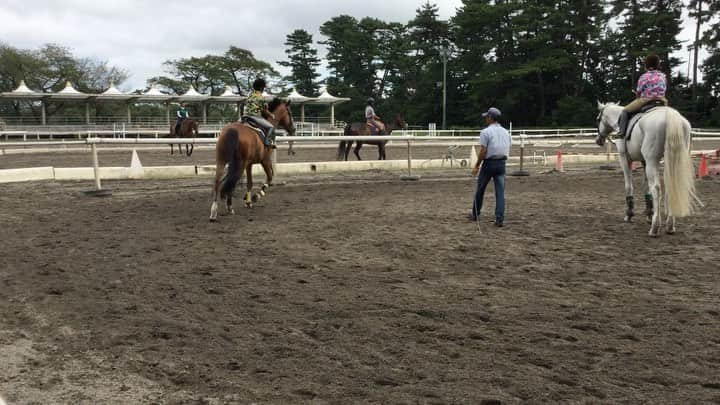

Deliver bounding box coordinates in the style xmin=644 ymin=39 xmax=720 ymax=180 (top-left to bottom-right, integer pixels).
xmin=149 ymin=47 xmax=278 ymax=96
xmin=278 ymin=29 xmax=321 ymax=96
xmin=319 ymin=15 xmax=387 ymax=121
xmin=0 ymin=43 xmax=127 ymax=121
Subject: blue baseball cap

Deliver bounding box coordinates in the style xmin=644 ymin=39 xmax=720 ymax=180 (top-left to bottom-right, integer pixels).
xmin=482 ymin=107 xmax=502 ymax=119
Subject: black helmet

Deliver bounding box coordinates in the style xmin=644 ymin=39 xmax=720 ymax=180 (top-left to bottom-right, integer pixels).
xmin=367 ymin=97 xmax=375 ymax=105
xmin=253 ymin=78 xmax=267 ymax=91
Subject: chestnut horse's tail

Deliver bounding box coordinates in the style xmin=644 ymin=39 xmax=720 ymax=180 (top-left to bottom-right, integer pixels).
xmin=220 ymin=127 xmax=241 ymax=196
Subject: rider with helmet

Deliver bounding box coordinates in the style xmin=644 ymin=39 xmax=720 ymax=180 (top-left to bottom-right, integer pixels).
xmin=617 ymin=54 xmax=668 ymax=138
xmin=365 ymin=97 xmax=385 ymax=134
xmin=175 ymin=102 xmax=189 ymax=135
xmin=243 ymin=78 xmax=276 ymax=148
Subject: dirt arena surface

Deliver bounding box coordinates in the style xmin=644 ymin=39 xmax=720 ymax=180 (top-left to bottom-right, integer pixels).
xmin=1 ymin=169 xmax=719 ymax=404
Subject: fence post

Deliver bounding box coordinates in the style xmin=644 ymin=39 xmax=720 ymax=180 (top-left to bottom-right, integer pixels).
xmin=91 ymin=142 xmax=102 ymax=190
xmin=400 ymin=137 xmax=419 ymax=181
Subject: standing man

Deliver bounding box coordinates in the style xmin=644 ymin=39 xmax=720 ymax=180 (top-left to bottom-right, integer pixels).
xmin=471 ymin=107 xmax=511 ymax=227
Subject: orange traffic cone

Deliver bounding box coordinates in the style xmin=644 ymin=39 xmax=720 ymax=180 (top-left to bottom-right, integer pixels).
xmin=556 ymin=150 xmax=564 ymax=172
xmin=698 ymin=154 xmax=709 ymax=178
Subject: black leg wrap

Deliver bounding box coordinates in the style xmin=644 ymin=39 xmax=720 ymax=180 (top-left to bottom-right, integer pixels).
xmin=626 ymin=196 xmax=635 ymax=218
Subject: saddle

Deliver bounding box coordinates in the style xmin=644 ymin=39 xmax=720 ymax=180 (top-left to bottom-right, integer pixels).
xmin=365 ymin=123 xmax=384 ymax=135
xmin=627 ymin=99 xmax=667 ymax=140
xmin=241 ymin=116 xmax=268 ymax=139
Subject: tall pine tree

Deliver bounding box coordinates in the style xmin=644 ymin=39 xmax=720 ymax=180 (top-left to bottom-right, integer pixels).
xmin=278 ymin=29 xmax=321 ymax=96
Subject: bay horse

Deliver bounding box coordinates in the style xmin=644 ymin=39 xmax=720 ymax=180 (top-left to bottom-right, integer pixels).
xmin=169 ymin=119 xmax=199 ymax=156
xmin=596 ymin=101 xmax=702 ymax=236
xmin=209 ymin=99 xmax=296 ymax=222
xmin=337 ymin=114 xmax=407 ymax=161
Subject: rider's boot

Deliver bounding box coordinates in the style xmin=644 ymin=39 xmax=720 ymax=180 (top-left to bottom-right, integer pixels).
xmin=265 ymin=127 xmax=276 ymax=149
xmin=617 ymin=111 xmax=630 ymax=139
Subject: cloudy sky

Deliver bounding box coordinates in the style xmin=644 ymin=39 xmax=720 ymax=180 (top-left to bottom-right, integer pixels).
xmin=0 ymin=0 xmax=705 ymax=91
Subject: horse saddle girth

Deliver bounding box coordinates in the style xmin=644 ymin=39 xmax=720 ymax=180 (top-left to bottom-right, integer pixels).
xmin=627 ymin=100 xmax=667 ymax=141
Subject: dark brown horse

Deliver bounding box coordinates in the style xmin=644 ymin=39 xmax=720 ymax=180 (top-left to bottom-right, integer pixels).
xmin=337 ymin=114 xmax=407 ymax=161
xmin=209 ymin=99 xmax=296 ymax=221
xmin=169 ymin=119 xmax=199 ymax=156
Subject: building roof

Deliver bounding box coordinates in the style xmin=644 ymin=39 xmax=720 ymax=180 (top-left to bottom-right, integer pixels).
xmin=0 ymin=82 xmax=350 ymax=105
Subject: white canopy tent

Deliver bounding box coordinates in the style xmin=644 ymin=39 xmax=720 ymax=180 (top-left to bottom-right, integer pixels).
xmin=0 ymin=82 xmax=351 ymax=126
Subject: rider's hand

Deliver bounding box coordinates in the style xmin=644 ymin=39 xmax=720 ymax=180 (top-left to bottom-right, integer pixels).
xmin=472 ymin=165 xmax=480 ymax=177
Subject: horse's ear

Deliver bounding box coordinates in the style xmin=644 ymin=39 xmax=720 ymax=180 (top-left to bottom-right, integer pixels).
xmin=286 ymin=99 xmax=291 ymax=106
xmin=597 ymin=100 xmax=604 ymax=109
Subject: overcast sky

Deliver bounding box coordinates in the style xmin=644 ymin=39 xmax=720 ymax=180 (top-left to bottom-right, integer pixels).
xmin=0 ymin=0 xmax=706 ymax=91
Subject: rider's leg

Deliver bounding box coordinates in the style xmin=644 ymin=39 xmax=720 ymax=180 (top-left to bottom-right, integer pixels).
xmin=618 ymin=98 xmax=647 ymax=138
xmin=257 ymin=117 xmax=275 ymax=148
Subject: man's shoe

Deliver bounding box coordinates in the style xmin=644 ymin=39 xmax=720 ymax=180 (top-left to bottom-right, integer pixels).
xmin=494 ymin=221 xmax=503 ymax=227
xmin=467 ymin=214 xmax=478 ymax=222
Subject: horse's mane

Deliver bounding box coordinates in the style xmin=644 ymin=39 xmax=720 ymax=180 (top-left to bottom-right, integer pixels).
xmin=268 ymin=97 xmax=285 ymax=112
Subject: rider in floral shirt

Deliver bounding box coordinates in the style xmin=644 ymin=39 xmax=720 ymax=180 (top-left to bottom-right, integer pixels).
xmin=617 ymin=54 xmax=668 ymax=138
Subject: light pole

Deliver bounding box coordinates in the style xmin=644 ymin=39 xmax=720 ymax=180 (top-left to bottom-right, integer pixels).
xmin=439 ymin=47 xmax=451 ymax=130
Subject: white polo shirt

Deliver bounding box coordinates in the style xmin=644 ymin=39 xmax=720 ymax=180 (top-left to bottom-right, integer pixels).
xmin=479 ymin=123 xmax=511 ymax=159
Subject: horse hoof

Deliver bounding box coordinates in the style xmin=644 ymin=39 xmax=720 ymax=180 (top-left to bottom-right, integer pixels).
xmin=227 ymin=208 xmax=235 ymax=215
xmin=624 ymin=217 xmax=632 ymax=223
xmin=666 ymin=229 xmax=676 ymax=235
xmin=209 ymin=217 xmax=217 ymax=222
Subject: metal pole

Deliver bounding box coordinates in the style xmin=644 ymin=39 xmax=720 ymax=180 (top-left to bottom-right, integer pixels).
xmin=407 ymin=139 xmax=412 ymax=176
xmin=41 ymin=100 xmax=46 ymax=126
xmin=85 ymin=102 xmax=90 ymax=124
xmin=442 ymin=55 xmax=447 ymax=130
xmin=91 ymin=143 xmax=102 ymax=190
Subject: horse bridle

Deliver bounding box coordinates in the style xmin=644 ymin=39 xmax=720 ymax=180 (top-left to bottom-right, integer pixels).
xmin=596 ymin=105 xmax=614 ymax=141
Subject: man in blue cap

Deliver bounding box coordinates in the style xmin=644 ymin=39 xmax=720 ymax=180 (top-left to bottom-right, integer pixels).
xmin=471 ymin=107 xmax=512 ymax=227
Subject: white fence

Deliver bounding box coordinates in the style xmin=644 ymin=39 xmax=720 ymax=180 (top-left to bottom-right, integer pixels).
xmin=1 ymin=128 xmax=718 ymax=187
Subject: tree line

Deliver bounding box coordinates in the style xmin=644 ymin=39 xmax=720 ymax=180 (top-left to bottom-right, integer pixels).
xmin=1 ymin=0 xmax=719 ymax=127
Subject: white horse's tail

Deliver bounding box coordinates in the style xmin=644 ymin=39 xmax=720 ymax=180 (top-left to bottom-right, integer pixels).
xmin=664 ymin=108 xmax=700 ymax=217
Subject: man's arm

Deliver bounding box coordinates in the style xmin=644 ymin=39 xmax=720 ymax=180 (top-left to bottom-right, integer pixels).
xmin=472 ymin=145 xmax=488 ymax=176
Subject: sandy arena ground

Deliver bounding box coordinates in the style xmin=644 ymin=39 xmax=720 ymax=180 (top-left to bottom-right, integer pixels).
xmin=1 ymin=167 xmax=719 ymax=404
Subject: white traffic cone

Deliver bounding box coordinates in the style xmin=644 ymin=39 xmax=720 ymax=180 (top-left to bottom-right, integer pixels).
xmin=129 ymin=148 xmax=144 ymax=179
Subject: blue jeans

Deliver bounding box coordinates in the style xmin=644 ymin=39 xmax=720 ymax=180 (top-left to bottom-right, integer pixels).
xmin=472 ymin=159 xmax=506 ymax=223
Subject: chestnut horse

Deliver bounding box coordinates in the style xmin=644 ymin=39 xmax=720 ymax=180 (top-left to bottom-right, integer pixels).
xmin=169 ymin=119 xmax=199 ymax=156
xmin=337 ymin=114 xmax=407 ymax=161
xmin=209 ymin=99 xmax=295 ymax=221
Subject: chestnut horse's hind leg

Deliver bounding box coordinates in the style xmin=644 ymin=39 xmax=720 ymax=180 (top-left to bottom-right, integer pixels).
xmin=244 ymin=162 xmax=254 ymax=208
xmin=210 ymin=161 xmax=224 ymax=221
xmin=354 ymin=142 xmax=363 ymax=160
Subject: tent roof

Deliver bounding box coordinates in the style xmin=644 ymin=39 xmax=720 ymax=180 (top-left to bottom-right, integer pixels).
xmin=0 ymin=80 xmax=44 ymax=99
xmin=50 ymin=81 xmax=89 ymax=100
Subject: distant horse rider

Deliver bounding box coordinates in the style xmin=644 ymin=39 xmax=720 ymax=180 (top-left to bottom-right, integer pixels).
xmin=243 ymin=78 xmax=276 ymax=148
xmin=365 ymin=97 xmax=385 ymax=134
xmin=617 ymin=53 xmax=669 ymax=138
xmin=175 ymin=102 xmax=189 ymax=135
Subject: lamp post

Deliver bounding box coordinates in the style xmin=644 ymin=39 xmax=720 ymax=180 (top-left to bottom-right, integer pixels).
xmin=439 ymin=47 xmax=451 ymax=130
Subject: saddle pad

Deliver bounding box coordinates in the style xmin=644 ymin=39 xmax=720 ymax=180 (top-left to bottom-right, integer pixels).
xmin=627 ymin=105 xmax=665 ymax=141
